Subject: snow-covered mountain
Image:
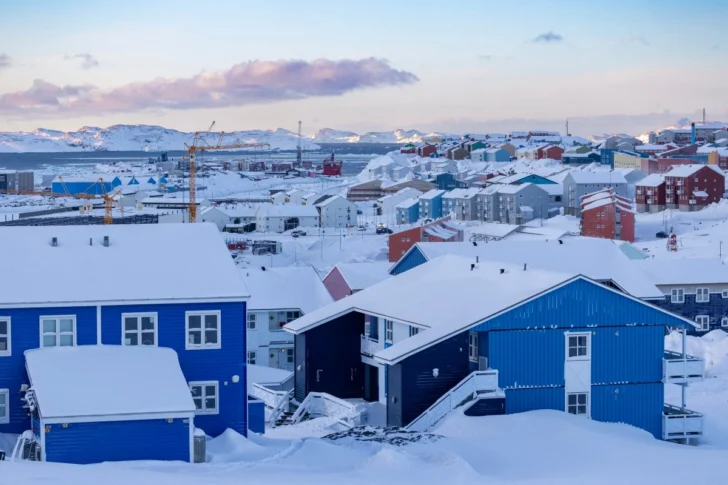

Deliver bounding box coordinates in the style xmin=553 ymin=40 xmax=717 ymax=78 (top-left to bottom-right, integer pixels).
xmin=0 ymin=125 xmax=321 ymax=153
xmin=309 ymin=128 xmax=449 ymax=144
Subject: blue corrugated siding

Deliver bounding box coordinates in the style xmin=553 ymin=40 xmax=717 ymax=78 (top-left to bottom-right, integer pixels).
xmin=50 ymin=181 xmax=113 ymax=196
xmin=0 ymin=306 xmax=97 ymax=434
xmin=44 ymin=418 xmax=190 ymax=464
xmin=591 ymin=325 xmax=664 ymax=384
xmin=389 ymin=247 xmax=428 ymax=275
xmin=101 ymin=302 xmax=247 ymax=437
xmin=489 ymin=330 xmax=564 ymax=388
xmin=248 ymin=398 xmax=265 ymax=434
xmin=651 ymin=293 xmax=728 ymax=335
xmin=472 ymin=278 xmax=690 ymax=332
xmin=463 ymin=396 xmax=505 ymax=416
xmin=591 ymin=383 xmax=663 ymax=439
xmin=505 ymin=387 xmax=564 ymax=414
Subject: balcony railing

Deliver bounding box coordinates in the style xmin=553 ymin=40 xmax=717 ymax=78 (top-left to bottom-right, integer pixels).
xmin=361 ymin=335 xmax=383 ymax=356
xmin=663 ymin=350 xmax=704 ymax=384
xmin=663 ymin=404 xmax=703 ymax=440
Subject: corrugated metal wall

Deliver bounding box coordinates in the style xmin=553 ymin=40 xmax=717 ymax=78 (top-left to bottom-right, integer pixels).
xmin=489 ymin=329 xmax=564 ymax=388
xmin=247 ymin=398 xmax=266 ymax=434
xmin=389 ymin=247 xmax=428 ymax=275
xmin=591 ymin=325 xmax=663 ymax=384
xmin=505 ymin=387 xmax=564 ymax=414
xmin=591 ymin=383 xmax=663 ymax=439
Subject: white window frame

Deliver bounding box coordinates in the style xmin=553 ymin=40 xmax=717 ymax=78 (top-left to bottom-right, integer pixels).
xmin=566 ymin=392 xmax=589 ymax=417
xmin=670 ymin=288 xmax=685 ymax=304
xmin=385 ymin=320 xmax=393 ymax=344
xmin=0 ymin=389 xmax=8 ymax=424
xmin=121 ymin=312 xmax=157 ymax=346
xmin=364 ymin=319 xmax=370 ymax=337
xmin=189 ymin=381 xmax=219 ymax=415
xmin=696 ymin=315 xmax=710 ymax=332
xmin=468 ymin=332 xmax=478 ymax=363
xmin=722 ymin=317 xmax=728 ymax=328
xmin=566 ymin=332 xmax=590 ymax=361
xmin=286 ymin=348 xmax=294 ymax=365
xmin=0 ymin=317 xmax=10 ymax=357
xmin=247 ymin=312 xmax=256 ymax=330
xmin=696 ymin=288 xmax=710 ymax=303
xmin=185 ymin=311 xmax=222 ymax=350
xmin=39 ymin=315 xmax=77 ymax=348
xmin=722 ymin=289 xmax=728 ymax=299
xmin=247 ymin=350 xmax=256 ymax=365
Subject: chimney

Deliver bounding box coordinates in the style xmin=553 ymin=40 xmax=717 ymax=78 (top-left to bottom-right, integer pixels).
xmin=524 ymin=263 xmax=527 ymax=271
xmin=476 ymin=256 xmax=479 ymax=263
xmin=500 ymin=268 xmax=505 ymax=274
xmin=89 ymin=238 xmax=93 ymax=246
xmin=470 ymin=264 xmax=475 ymax=271
xmin=103 ymin=236 xmax=110 ymax=247
xmin=558 ymin=239 xmax=563 ymax=245
xmin=51 ymin=237 xmax=58 ymax=247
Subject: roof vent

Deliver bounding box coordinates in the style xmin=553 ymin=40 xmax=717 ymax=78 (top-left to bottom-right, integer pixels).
xmin=261 ymin=266 xmax=266 ymax=271
xmin=558 ymin=239 xmax=563 ymax=245
xmin=470 ymin=264 xmax=475 ymax=271
xmin=476 ymin=256 xmax=479 ymax=263
xmin=524 ymin=263 xmax=527 ymax=271
xmin=89 ymin=238 xmax=93 ymax=246
xmin=472 ymin=241 xmax=477 ymax=247
xmin=500 ymin=268 xmax=505 ymax=274
xmin=51 ymin=237 xmax=58 ymax=247
xmin=103 ymin=236 xmax=110 ymax=247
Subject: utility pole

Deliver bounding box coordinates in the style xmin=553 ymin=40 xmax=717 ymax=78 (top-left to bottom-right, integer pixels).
xmin=296 ymin=121 xmax=302 ymax=166
xmin=703 ymin=108 xmax=706 ymax=124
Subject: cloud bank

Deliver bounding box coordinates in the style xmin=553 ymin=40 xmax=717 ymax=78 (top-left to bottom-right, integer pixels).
xmin=0 ymin=54 xmax=12 ymax=69
xmin=0 ymin=58 xmax=418 ymax=116
xmin=64 ymin=53 xmax=100 ymax=69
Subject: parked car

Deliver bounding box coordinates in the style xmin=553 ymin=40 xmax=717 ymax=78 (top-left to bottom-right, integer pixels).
xmin=291 ymin=229 xmax=307 ymax=237
xmin=376 ymin=226 xmax=393 ymax=235
xmin=655 ymin=231 xmax=668 ymax=239
xmin=356 ymin=209 xmax=363 ymax=215
xmin=357 ymin=225 xmax=366 ymax=231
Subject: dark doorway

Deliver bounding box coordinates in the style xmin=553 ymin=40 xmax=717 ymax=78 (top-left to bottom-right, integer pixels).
xmin=363 ymin=364 xmax=379 ymax=402
xmin=284 ymin=217 xmax=300 ymax=231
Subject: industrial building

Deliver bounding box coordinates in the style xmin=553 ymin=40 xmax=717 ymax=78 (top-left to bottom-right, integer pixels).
xmin=0 ymin=170 xmax=34 ymax=192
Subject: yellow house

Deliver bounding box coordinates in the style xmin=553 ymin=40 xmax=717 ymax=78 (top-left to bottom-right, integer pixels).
xmin=613 ymin=152 xmax=643 ymax=169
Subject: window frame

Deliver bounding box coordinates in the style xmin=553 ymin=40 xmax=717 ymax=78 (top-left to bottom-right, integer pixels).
xmin=670 ymin=288 xmax=685 ymax=304
xmin=722 ymin=289 xmax=728 ymax=299
xmin=468 ymin=332 xmax=479 ymax=363
xmin=696 ymin=288 xmax=710 ymax=303
xmin=696 ymin=315 xmax=710 ymax=332
xmin=247 ymin=312 xmax=256 ymax=330
xmin=721 ymin=317 xmax=728 ymax=328
xmin=121 ymin=312 xmax=158 ymax=347
xmin=0 ymin=317 xmax=10 ymax=357
xmin=409 ymin=326 xmax=419 ymax=337
xmin=566 ymin=392 xmax=589 ymax=417
xmin=189 ymin=381 xmax=219 ymax=415
xmin=185 ymin=310 xmax=222 ymax=350
xmin=566 ymin=332 xmax=590 ymax=361
xmin=0 ymin=388 xmax=9 ymax=424
xmin=39 ymin=315 xmax=77 ymax=348
xmin=384 ymin=320 xmax=394 ymax=344
xmin=246 ymin=350 xmax=256 ymax=365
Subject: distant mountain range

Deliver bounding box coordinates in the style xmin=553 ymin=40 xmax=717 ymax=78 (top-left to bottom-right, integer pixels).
xmin=0 ymin=124 xmax=451 ymax=153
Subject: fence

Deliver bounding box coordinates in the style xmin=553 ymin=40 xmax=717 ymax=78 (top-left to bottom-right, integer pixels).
xmin=0 ymin=214 xmax=160 ymax=226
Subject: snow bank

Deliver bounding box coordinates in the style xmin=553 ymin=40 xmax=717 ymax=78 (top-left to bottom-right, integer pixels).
xmin=666 ymin=330 xmax=728 ymax=377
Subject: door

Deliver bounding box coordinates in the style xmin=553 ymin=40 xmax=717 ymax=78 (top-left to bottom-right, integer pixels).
xmin=564 ymin=332 xmax=592 ymax=418
xmin=363 ymin=364 xmax=379 ymax=402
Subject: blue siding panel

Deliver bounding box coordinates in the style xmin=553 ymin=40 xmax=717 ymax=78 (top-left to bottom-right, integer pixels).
xmin=591 ymin=325 xmax=664 ymax=384
xmin=505 ymin=387 xmax=564 ymax=414
xmin=592 ymin=383 xmax=664 ymax=439
xmin=488 ymin=330 xmax=564 ymax=388
xmin=50 ymin=181 xmax=113 ymax=196
xmin=390 ymin=247 xmax=428 ymax=275
xmin=651 ymin=293 xmax=728 ymax=335
xmin=463 ymin=397 xmax=505 ymax=416
xmin=247 ymin=398 xmax=265 ymax=434
xmin=44 ymin=418 xmax=190 ymax=464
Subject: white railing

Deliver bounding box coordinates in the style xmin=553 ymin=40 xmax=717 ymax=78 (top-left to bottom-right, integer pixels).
xmin=251 ymin=383 xmax=291 ymax=426
xmin=291 ymin=392 xmax=362 ymax=427
xmin=663 ymin=351 xmax=705 ymax=384
xmin=406 ymin=370 xmax=499 ymax=433
xmin=663 ymin=404 xmax=704 ymax=440
xmin=10 ymin=430 xmax=35 ymax=462
xmin=360 ymin=335 xmax=383 ymax=356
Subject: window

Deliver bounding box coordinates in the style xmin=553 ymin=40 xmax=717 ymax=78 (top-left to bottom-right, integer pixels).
xmin=189 ymin=381 xmax=218 ymax=414
xmin=186 ymin=311 xmax=221 ymax=350
xmin=696 ymin=288 xmax=710 ymax=303
xmin=40 ymin=316 xmax=76 ymax=347
xmin=670 ymin=288 xmax=685 ymax=304
xmin=270 ymin=311 xmax=301 ymax=331
xmin=723 ymin=290 xmax=728 ymax=299
xmin=0 ymin=318 xmax=9 ymax=357
xmin=696 ymin=315 xmax=710 ymax=332
xmin=567 ymin=333 xmax=590 ymax=359
xmin=122 ymin=313 xmax=157 ymax=346
xmin=567 ymin=393 xmax=588 ymax=416
xmin=247 ymin=313 xmax=256 ymax=330
xmin=468 ymin=332 xmax=478 ymax=362
xmin=409 ymin=326 xmax=419 ymax=337
xmin=385 ymin=320 xmax=393 ymax=343
xmin=286 ymin=348 xmax=294 ymax=364
xmin=247 ymin=351 xmax=256 ymax=365
xmin=722 ymin=317 xmax=728 ymax=328
xmin=0 ymin=389 xmax=8 ymax=424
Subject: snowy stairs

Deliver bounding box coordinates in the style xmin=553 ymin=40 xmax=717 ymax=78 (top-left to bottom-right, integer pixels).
xmin=274 ymin=411 xmax=295 ymax=427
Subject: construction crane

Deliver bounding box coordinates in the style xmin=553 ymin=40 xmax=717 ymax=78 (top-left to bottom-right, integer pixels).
xmin=98 ymin=180 xmax=123 ymax=224
xmin=296 ymin=120 xmax=302 ymax=166
xmin=184 ymin=122 xmax=271 ymax=222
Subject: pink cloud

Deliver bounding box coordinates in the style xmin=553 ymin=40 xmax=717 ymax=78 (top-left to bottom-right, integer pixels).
xmin=0 ymin=58 xmax=418 ymax=116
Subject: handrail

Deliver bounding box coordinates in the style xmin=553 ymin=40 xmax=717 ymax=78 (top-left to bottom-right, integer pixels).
xmin=407 ymin=370 xmax=499 ymax=432
xmin=269 ymin=390 xmax=292 ymax=428
xmin=291 ymin=392 xmax=358 ymax=425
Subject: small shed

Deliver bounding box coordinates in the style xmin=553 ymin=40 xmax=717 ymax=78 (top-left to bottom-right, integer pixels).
xmin=25 ymin=346 xmax=196 ymax=464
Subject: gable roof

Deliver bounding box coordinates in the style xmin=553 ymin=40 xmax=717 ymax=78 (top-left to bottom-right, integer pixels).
xmin=332 ymin=262 xmax=392 ymax=292
xmin=634 ymin=258 xmax=728 ymax=285
xmin=566 ymin=171 xmax=628 ymax=185
xmin=665 ymin=164 xmax=723 ymax=178
xmin=243 ymin=266 xmax=333 ymax=312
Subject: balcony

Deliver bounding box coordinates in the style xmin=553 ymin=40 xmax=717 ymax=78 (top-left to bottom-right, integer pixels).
xmin=361 ymin=335 xmax=383 ymax=356
xmin=663 ymin=350 xmax=704 ymax=384
xmin=663 ymin=404 xmax=703 ymax=440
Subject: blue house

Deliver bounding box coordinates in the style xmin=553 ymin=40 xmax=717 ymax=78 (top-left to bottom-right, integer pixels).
xmin=128 ymin=175 xmax=140 ymax=185
xmin=434 ymin=173 xmax=466 ymax=191
xmin=483 ymin=148 xmax=510 ymax=162
xmin=418 ymin=190 xmax=445 ymax=220
xmin=285 ymin=255 xmax=704 ymax=441
xmin=563 ymin=152 xmax=602 ymax=165
xmin=51 ymin=177 xmax=113 ymax=196
xmin=636 ymin=258 xmax=728 ymax=335
xmin=0 ymin=224 xmax=251 ymax=463
xmin=396 ymin=198 xmax=420 ymax=224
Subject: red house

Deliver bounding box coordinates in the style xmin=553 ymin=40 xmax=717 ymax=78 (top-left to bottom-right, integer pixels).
xmin=634 ymin=174 xmax=666 ymax=213
xmin=536 ymin=145 xmax=564 ymax=161
xmin=664 ymin=164 xmax=724 ymax=211
xmin=580 ymin=189 xmax=635 ymax=242
xmin=417 ymin=144 xmax=437 ymax=158
xmin=640 ymin=157 xmax=692 ymax=175
xmin=322 ymin=262 xmax=391 ymax=301
xmin=388 ymin=217 xmax=463 ymax=262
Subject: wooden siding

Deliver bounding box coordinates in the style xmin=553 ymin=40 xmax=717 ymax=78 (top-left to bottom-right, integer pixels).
xmin=389 ymin=247 xmax=428 ymax=275
xmin=591 ymin=383 xmax=664 ymax=439
xmin=322 ymin=266 xmax=352 ymax=301
xmin=505 ymin=387 xmax=564 ymax=414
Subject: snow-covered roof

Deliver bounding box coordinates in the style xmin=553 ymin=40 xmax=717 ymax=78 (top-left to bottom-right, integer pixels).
xmin=694 ymin=190 xmax=709 ymax=197
xmin=258 ymin=204 xmax=320 ymax=218
xmin=0 ymin=224 xmax=248 ymax=305
xmin=424 ymin=226 xmax=457 ymax=240
xmin=540 ymin=184 xmax=563 ymax=196
xmin=419 ymin=189 xmax=445 ymax=200
xmin=315 ymin=195 xmax=347 ymax=208
xmin=665 ymin=164 xmax=723 ymax=178
xmin=468 ymin=223 xmax=520 ymax=238
xmin=396 ymin=197 xmax=419 ymax=209
xmin=142 ymin=196 xmax=206 ymax=205
xmin=496 ymin=183 xmax=531 ymax=195
xmin=635 ymin=144 xmax=669 ymax=152
xmin=242 ymin=266 xmax=333 ymax=312
xmin=401 ymin=238 xmax=663 ymax=299
xmin=583 ymin=197 xmax=632 ymax=213
xmin=566 ymin=171 xmax=627 ymax=185
xmin=215 ymin=205 xmax=262 ymax=218
xmin=247 ymin=364 xmax=292 ymax=394
xmin=333 ymin=262 xmax=392 ymax=291
xmin=25 ymin=346 xmax=195 ymax=420
xmin=636 ymin=174 xmax=665 ymax=187
xmin=635 ymin=258 xmax=728 ymax=285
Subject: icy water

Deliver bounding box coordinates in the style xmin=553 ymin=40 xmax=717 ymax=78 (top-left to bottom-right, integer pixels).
xmin=0 ymin=143 xmax=396 ymax=176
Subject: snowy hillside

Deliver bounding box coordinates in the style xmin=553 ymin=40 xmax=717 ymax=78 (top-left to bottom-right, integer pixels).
xmin=0 ymin=125 xmax=321 ymax=153
xmin=309 ymin=128 xmax=449 ymax=144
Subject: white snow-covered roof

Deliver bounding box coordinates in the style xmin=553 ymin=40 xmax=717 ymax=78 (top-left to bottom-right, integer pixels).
xmin=142 ymin=196 xmax=206 ymax=205
xmin=402 ymin=238 xmax=662 ymax=299
xmin=468 ymin=223 xmax=520 ymax=238
xmin=247 ymin=364 xmax=292 ymax=394
xmin=242 ymin=266 xmax=333 ymax=312
xmin=496 ymin=183 xmax=530 ymax=195
xmin=419 ymin=189 xmax=445 ymax=200
xmin=566 ymin=171 xmax=627 ymax=185
xmin=258 ymin=204 xmax=320 ymax=218
xmin=25 ymin=346 xmax=195 ymax=420
xmin=396 ymin=197 xmax=420 ymax=209
xmin=635 ymin=258 xmax=728 ymax=285
xmin=583 ymin=197 xmax=632 ymax=213
xmin=215 ymin=205 xmax=262 ymax=218
xmin=540 ymin=184 xmax=563 ymax=196
xmin=636 ymin=174 xmax=665 ymax=187
xmin=315 ymin=195 xmax=348 ymax=208
xmin=333 ymin=262 xmax=392 ymax=291
xmin=665 ymin=164 xmax=723 ymax=178
xmin=635 ymin=144 xmax=669 ymax=152
xmin=0 ymin=224 xmax=248 ymax=305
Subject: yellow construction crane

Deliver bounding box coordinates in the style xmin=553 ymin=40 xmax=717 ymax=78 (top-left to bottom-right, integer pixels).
xmin=184 ymin=122 xmax=270 ymax=222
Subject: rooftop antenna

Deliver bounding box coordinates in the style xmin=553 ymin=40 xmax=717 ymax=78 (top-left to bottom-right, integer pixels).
xmin=565 ymin=119 xmax=570 ymax=137
xmin=703 ymin=108 xmax=706 ymax=124
xmin=296 ymin=121 xmax=302 ymax=166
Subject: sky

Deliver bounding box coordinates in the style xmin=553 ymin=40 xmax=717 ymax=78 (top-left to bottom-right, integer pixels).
xmin=0 ymin=0 xmax=727 ymax=137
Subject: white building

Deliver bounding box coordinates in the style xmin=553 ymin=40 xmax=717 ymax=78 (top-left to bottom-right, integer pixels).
xmin=199 ymin=204 xmax=263 ymax=231
xmin=243 ymin=267 xmax=333 ymax=371
xmin=256 ymin=204 xmax=320 ymax=233
xmin=377 ymin=187 xmax=423 ymax=220
xmin=271 ymin=192 xmax=287 ymax=205
xmin=285 ymin=189 xmax=305 ymax=204
xmin=314 ymin=195 xmax=357 ymax=228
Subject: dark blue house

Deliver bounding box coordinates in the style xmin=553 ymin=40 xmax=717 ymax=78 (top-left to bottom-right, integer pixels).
xmin=0 ymin=224 xmax=250 ymax=463
xmin=433 ymin=173 xmax=467 ymax=191
xmin=285 ymin=254 xmax=704 ymax=442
